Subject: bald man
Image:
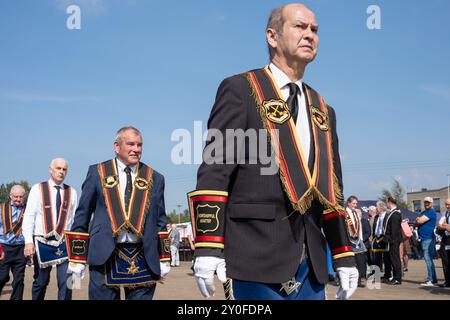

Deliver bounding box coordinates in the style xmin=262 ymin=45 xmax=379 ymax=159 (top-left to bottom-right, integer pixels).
xmin=22 ymin=158 xmax=78 ymax=300
xmin=0 ymin=185 xmax=27 ymax=299
xmin=188 ymin=3 xmax=357 ymax=300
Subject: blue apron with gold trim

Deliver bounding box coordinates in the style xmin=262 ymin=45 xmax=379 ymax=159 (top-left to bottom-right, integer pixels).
xmin=105 ymin=243 xmax=156 ymax=288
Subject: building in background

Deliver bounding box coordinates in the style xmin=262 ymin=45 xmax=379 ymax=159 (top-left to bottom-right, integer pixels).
xmin=407 ymin=187 xmax=448 ymax=213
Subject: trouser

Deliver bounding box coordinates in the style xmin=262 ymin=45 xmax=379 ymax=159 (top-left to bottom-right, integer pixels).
xmin=170 ymin=245 xmax=180 ymax=266
xmin=0 ymin=244 xmax=27 ymax=300
xmin=32 ymin=261 xmax=72 ymax=300
xmin=421 ymin=238 xmax=437 ymax=283
xmin=384 ymin=242 xmax=402 ymax=281
xmin=227 ymin=257 xmax=325 ymax=300
xmin=372 ymin=251 xmax=384 ymax=272
xmin=355 ymin=252 xmax=367 ymax=280
xmin=439 ymin=245 xmax=450 ymax=284
xmin=89 ymin=264 xmax=156 ymax=300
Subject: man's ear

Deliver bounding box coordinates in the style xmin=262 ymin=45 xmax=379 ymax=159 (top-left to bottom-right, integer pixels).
xmin=266 ymin=28 xmax=278 ymax=51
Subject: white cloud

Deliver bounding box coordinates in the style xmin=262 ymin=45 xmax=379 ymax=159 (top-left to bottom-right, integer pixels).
xmin=420 ymin=84 xmax=450 ymax=103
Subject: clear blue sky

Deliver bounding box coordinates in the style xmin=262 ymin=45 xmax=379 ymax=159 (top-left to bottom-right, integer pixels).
xmin=1 ymin=0 xmax=450 ymax=213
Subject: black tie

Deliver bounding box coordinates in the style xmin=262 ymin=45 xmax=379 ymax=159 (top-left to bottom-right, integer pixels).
xmin=124 ymin=166 xmax=133 ymax=212
xmin=286 ymin=83 xmax=300 ymax=124
xmin=55 ymin=186 xmax=62 ymax=221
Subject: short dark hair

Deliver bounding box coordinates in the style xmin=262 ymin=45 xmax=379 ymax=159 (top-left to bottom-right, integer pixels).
xmin=347 ymin=195 xmax=358 ymax=203
xmin=387 ymin=197 xmax=397 ymax=205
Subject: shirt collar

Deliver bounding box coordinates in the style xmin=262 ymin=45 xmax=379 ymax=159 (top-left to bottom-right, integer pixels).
xmin=269 ymin=62 xmax=303 ymax=93
xmin=116 ymin=157 xmax=137 ymax=174
xmin=48 ymin=178 xmax=63 ymax=189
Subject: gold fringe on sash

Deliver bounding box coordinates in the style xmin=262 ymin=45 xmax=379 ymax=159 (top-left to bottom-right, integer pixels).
xmin=245 ymin=71 xmax=345 ymax=215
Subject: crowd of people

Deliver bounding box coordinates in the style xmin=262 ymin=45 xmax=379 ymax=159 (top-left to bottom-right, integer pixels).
xmin=1 ymin=2 xmax=449 ymax=301
xmin=333 ymin=195 xmax=450 ymax=288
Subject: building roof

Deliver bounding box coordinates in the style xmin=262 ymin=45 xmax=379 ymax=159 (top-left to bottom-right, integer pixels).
xmin=407 ymin=187 xmax=447 ymax=195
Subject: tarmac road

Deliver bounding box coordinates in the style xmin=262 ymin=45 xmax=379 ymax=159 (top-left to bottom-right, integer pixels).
xmin=0 ymin=259 xmax=449 ymax=300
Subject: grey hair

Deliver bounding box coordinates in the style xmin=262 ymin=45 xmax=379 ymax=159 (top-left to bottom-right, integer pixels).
xmin=49 ymin=158 xmax=68 ymax=169
xmin=115 ymin=126 xmax=142 ymax=145
xmin=10 ymin=184 xmax=25 ymax=196
xmin=376 ymin=200 xmax=387 ymax=211
xmin=266 ymin=5 xmax=286 ymax=59
xmin=266 ymin=3 xmax=314 ymax=59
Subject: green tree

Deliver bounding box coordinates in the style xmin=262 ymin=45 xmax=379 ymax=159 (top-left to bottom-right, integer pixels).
xmin=379 ymin=179 xmax=409 ymax=209
xmin=167 ymin=208 xmax=190 ymax=224
xmin=0 ymin=180 xmax=31 ymax=203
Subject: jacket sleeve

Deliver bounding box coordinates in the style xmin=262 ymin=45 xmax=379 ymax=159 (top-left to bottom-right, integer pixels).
xmin=70 ymin=165 xmax=98 ymax=233
xmin=190 ymin=75 xmax=248 ymax=258
xmin=155 ymin=174 xmax=168 ymax=232
xmin=322 ymin=106 xmax=356 ymax=269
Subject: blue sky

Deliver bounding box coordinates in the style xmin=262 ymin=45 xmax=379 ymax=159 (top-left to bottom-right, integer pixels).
xmin=1 ymin=0 xmax=450 ymax=213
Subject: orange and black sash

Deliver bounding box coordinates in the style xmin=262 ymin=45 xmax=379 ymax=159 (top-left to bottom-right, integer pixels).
xmin=246 ymin=66 xmax=343 ymax=213
xmin=40 ymin=182 xmax=72 ymax=237
xmin=98 ymin=160 xmax=153 ymax=237
xmin=1 ymin=202 xmax=25 ymax=237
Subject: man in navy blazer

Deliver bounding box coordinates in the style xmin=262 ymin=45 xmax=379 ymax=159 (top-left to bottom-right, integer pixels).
xmin=66 ymin=126 xmax=170 ymax=300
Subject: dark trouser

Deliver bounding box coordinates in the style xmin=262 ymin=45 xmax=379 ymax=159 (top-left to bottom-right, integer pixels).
xmin=355 ymin=252 xmax=367 ymax=280
xmin=0 ymin=244 xmax=27 ymax=300
xmin=229 ymin=257 xmax=325 ymax=300
xmin=32 ymin=261 xmax=72 ymax=300
xmin=439 ymin=245 xmax=450 ymax=285
xmin=88 ymin=265 xmax=156 ymax=300
xmin=372 ymin=251 xmax=384 ymax=272
xmin=32 ymin=253 xmax=40 ymax=280
xmin=384 ymin=242 xmax=402 ymax=281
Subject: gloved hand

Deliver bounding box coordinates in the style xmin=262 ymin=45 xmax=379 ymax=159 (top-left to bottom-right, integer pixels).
xmin=194 ymin=256 xmax=227 ymax=299
xmin=160 ymin=262 xmax=171 ymax=278
xmin=335 ymin=267 xmax=359 ymax=300
xmin=67 ymin=262 xmax=86 ymax=280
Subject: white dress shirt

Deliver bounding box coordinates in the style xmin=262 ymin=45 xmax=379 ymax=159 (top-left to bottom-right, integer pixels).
xmin=375 ymin=212 xmax=386 ymax=237
xmin=115 ymin=158 xmax=141 ymax=243
xmin=22 ymin=179 xmax=78 ymax=244
xmin=438 ymin=211 xmax=450 ymax=237
xmin=269 ymin=63 xmax=311 ymax=163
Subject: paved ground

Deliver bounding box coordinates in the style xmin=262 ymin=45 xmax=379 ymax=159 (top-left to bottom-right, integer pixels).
xmin=1 ymin=259 xmax=449 ymax=300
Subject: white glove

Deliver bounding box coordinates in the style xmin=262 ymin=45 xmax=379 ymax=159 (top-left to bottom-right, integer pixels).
xmin=67 ymin=262 xmax=86 ymax=280
xmin=335 ymin=267 xmax=359 ymax=300
xmin=194 ymin=256 xmax=227 ymax=299
xmin=160 ymin=262 xmax=171 ymax=278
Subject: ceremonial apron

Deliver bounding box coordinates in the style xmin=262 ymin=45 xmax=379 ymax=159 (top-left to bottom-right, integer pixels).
xmin=1 ymin=202 xmax=25 ymax=239
xmin=371 ymin=214 xmax=387 ymax=253
xmin=34 ymin=182 xmax=71 ymax=268
xmin=245 ymin=66 xmax=343 ymax=214
xmin=345 ymin=208 xmax=366 ymax=254
xmin=97 ymin=159 xmax=157 ymax=288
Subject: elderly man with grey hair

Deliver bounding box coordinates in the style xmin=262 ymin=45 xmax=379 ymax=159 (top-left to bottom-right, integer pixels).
xmin=188 ymin=2 xmax=358 ymax=300
xmin=0 ymin=184 xmax=27 ymax=299
xmin=371 ymin=201 xmax=388 ymax=273
xmin=22 ymin=158 xmax=78 ymax=300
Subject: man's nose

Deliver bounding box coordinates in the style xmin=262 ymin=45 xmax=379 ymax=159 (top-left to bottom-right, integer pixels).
xmin=303 ymin=26 xmax=314 ymax=41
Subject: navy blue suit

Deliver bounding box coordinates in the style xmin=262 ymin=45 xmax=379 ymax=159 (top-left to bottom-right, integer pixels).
xmin=71 ymin=160 xmax=167 ymax=299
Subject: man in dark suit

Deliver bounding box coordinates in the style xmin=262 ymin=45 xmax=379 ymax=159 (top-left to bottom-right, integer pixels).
xmin=382 ymin=197 xmax=403 ymax=285
xmin=66 ymin=126 xmax=170 ymax=300
xmin=187 ymin=3 xmax=358 ymax=300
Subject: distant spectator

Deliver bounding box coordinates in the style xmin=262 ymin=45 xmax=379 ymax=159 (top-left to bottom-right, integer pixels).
xmin=345 ymin=196 xmax=367 ymax=287
xmin=168 ymin=224 xmax=181 ymax=267
xmin=414 ymin=196 xmax=437 ymax=286
xmin=436 ymin=198 xmax=450 ymax=287
xmin=383 ymin=197 xmax=403 ymax=285
xmin=372 ymin=201 xmax=387 ymax=273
